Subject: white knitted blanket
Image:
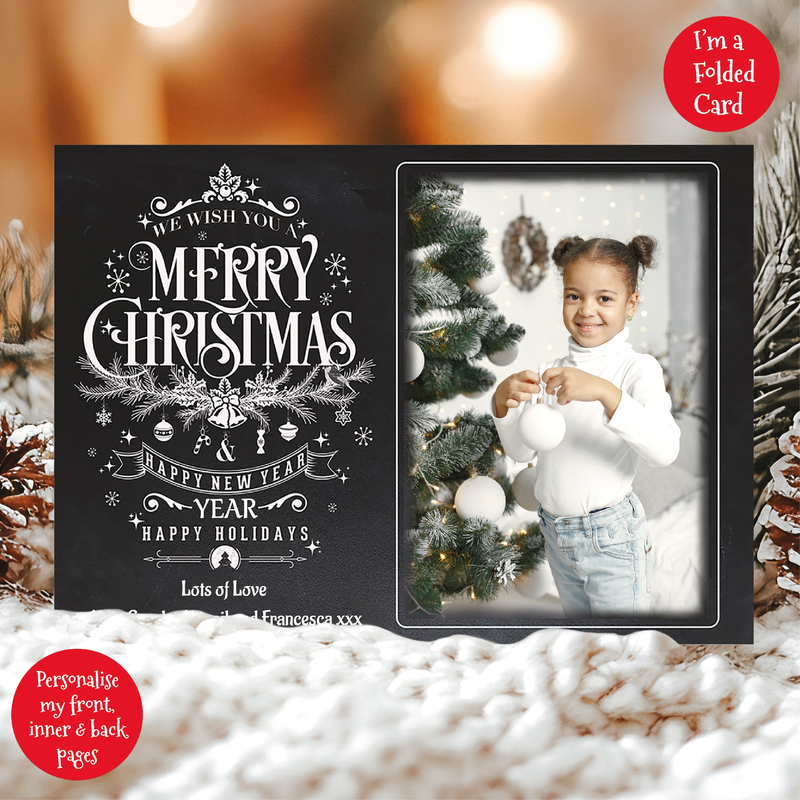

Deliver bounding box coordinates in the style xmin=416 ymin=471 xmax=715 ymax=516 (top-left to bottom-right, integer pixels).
xmin=1 ymin=600 xmax=798 ymax=800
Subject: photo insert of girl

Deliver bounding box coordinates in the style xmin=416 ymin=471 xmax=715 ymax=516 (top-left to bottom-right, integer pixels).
xmin=405 ymin=168 xmax=711 ymax=626
xmin=492 ymin=235 xmax=679 ymax=618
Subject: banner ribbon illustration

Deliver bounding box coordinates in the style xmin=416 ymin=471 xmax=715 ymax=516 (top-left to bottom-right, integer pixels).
xmin=112 ymin=442 xmax=337 ymax=495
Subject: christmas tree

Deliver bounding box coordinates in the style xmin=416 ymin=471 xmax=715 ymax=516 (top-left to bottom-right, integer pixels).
xmin=403 ymin=173 xmax=545 ymax=616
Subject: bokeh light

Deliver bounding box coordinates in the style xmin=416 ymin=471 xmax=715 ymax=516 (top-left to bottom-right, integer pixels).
xmin=129 ymin=0 xmax=199 ymax=28
xmin=483 ymin=2 xmax=564 ymax=77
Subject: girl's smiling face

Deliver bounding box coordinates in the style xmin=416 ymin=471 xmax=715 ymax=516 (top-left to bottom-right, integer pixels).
xmin=562 ymin=257 xmax=638 ymax=347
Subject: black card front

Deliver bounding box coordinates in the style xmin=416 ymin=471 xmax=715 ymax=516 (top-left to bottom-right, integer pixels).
xmin=55 ymin=147 xmax=398 ymax=622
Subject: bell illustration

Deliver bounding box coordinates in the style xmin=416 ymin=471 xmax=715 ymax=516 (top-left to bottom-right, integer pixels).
xmin=208 ymin=379 xmax=247 ymax=430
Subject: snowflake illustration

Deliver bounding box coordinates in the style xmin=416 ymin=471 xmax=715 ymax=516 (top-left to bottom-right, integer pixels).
xmin=320 ymin=292 xmax=332 ymax=306
xmin=105 ymin=491 xmax=120 ymax=507
xmin=328 ymin=503 xmax=337 ymax=513
xmin=335 ymin=407 xmax=352 ymax=426
xmin=198 ymin=230 xmax=208 ymax=241
xmin=96 ymin=408 xmax=112 ymax=427
xmin=107 ymin=268 xmax=130 ymax=294
xmin=324 ymin=253 xmax=347 ymax=277
xmin=354 ymin=426 xmax=373 ymax=446
xmin=87 ymin=447 xmax=97 ymax=458
xmin=135 ymin=250 xmax=149 ymax=265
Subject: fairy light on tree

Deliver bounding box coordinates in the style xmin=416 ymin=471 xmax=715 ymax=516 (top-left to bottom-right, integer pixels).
xmin=128 ymin=0 xmax=199 ymax=28
xmin=403 ymin=173 xmax=544 ymax=615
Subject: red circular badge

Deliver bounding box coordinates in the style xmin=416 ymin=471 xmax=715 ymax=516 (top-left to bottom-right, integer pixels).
xmin=12 ymin=649 xmax=142 ymax=780
xmin=664 ymin=16 xmax=780 ymax=132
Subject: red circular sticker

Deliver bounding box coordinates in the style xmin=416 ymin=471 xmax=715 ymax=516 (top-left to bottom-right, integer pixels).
xmin=11 ymin=649 xmax=142 ymax=780
xmin=664 ymin=16 xmax=780 ymax=132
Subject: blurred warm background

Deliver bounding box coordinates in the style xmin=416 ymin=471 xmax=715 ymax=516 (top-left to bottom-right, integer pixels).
xmin=0 ymin=0 xmax=797 ymax=244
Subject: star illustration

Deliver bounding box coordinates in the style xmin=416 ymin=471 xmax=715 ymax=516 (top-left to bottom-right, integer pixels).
xmin=117 ymin=253 xmax=124 ymax=261
xmin=313 ymin=432 xmax=329 ymax=447
xmin=298 ymin=219 xmax=309 ymax=228
xmin=101 ymin=320 xmax=116 ymax=335
xmin=121 ymin=430 xmax=136 ymax=445
xmin=337 ymin=470 xmax=349 ymax=484
xmin=104 ymin=258 xmax=114 ymax=269
xmin=103 ymin=458 xmax=115 ymax=472
xmin=128 ymin=513 xmax=143 ymax=529
xmin=305 ymin=541 xmax=321 ymax=555
xmin=341 ymin=275 xmax=352 ymax=288
xmin=138 ymin=214 xmax=152 ymax=228
xmin=245 ymin=179 xmax=259 ymax=193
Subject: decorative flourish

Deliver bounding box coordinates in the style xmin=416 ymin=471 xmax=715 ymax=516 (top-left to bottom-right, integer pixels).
xmin=203 ymin=164 xmax=249 ymax=203
xmin=324 ymin=253 xmax=347 ymax=277
xmin=76 ymin=356 xmax=375 ymax=431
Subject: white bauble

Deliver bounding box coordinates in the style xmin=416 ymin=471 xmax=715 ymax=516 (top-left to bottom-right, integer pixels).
xmin=488 ymin=343 xmax=518 ymax=366
xmin=511 ymin=465 xmax=538 ymax=510
xmin=405 ymin=339 xmax=425 ymax=382
xmin=468 ymin=271 xmax=502 ymax=295
xmin=454 ymin=476 xmax=506 ymax=522
xmin=517 ymin=402 xmax=565 ymax=451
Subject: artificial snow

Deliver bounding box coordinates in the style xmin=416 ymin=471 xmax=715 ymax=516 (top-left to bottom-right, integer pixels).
xmin=0 ymin=601 xmax=798 ymax=799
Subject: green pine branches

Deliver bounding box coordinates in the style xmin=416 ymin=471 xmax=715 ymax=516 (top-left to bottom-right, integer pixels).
xmin=403 ymin=174 xmax=543 ymax=615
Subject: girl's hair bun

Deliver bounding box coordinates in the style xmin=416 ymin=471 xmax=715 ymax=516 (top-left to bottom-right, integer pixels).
xmin=552 ymin=236 xmax=585 ymax=267
xmin=627 ymin=235 xmax=656 ymax=269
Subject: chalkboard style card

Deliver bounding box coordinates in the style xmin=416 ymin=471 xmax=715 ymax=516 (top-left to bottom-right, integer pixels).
xmin=55 ymin=147 xmax=397 ymax=623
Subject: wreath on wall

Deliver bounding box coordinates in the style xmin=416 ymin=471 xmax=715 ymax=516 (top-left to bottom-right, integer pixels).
xmin=501 ymin=208 xmax=548 ymax=292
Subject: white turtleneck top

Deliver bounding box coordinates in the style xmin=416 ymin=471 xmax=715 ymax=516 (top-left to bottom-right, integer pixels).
xmin=492 ymin=328 xmax=680 ymax=517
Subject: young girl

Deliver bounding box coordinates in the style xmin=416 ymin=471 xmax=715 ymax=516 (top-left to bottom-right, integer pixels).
xmin=493 ymin=235 xmax=680 ymax=618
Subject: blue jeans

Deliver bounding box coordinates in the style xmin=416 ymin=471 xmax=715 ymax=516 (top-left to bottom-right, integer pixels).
xmin=539 ymin=492 xmax=651 ymax=618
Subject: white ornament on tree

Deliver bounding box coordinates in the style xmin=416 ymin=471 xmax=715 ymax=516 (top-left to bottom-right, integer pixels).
xmin=488 ymin=343 xmax=519 ymax=366
xmin=511 ymin=464 xmax=538 ymax=510
xmin=454 ymin=475 xmax=506 ymax=522
xmin=517 ymin=396 xmax=565 ymax=452
xmin=468 ymin=270 xmax=502 ymax=295
xmin=405 ymin=339 xmax=425 ymax=382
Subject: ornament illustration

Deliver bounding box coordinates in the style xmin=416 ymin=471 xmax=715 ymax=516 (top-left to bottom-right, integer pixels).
xmin=96 ymin=402 xmax=112 ymax=427
xmin=279 ymin=420 xmax=298 ymax=441
xmin=215 ymin=434 xmax=236 ymax=463
xmin=193 ymin=422 xmax=211 ymax=454
xmin=208 ymin=379 xmax=247 ymax=430
xmin=153 ymin=418 xmax=174 ymax=442
xmin=77 ymin=358 xmax=375 ymax=433
xmin=256 ymin=428 xmax=266 ymax=454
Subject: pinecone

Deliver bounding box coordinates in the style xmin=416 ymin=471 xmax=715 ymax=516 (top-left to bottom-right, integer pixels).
xmin=753 ymin=103 xmax=800 ymax=613
xmin=0 ymin=407 xmax=54 ymax=602
xmin=755 ymin=411 xmax=800 ymax=613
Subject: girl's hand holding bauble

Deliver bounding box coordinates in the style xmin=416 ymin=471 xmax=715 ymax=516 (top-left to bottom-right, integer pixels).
xmin=517 ymin=401 xmax=565 ymax=451
xmin=495 ymin=370 xmax=540 ymax=418
xmin=454 ymin=476 xmax=506 ymax=522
